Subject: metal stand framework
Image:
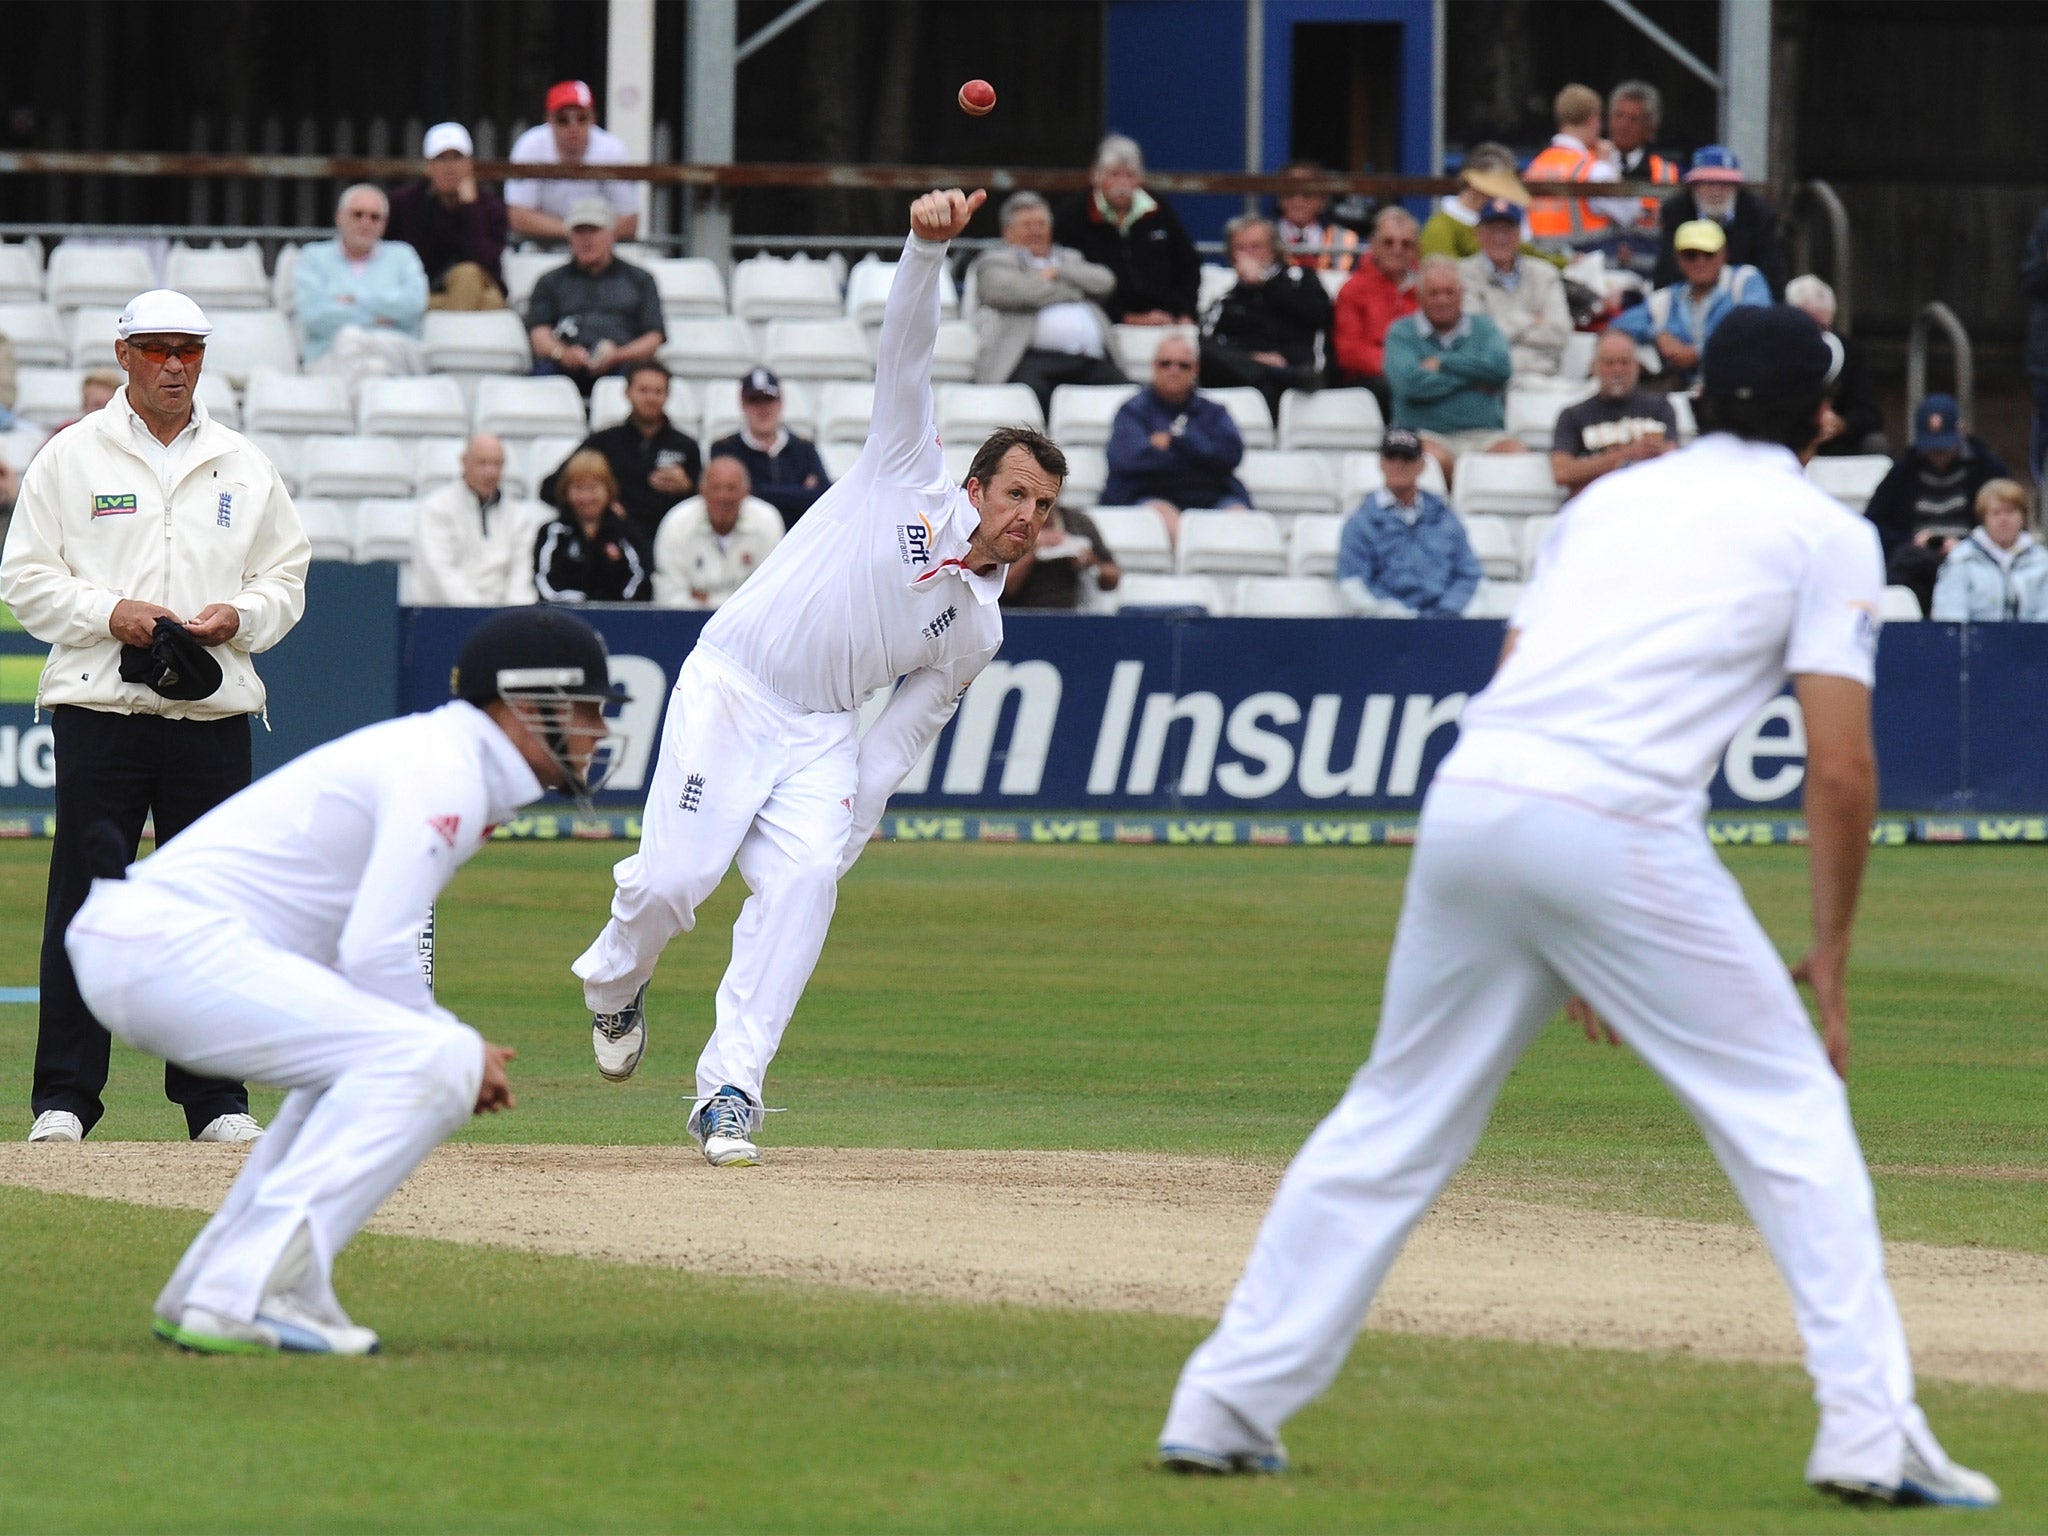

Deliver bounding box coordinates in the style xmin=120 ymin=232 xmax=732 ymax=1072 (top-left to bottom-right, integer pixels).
xmin=1596 ymin=0 xmax=1772 ymax=180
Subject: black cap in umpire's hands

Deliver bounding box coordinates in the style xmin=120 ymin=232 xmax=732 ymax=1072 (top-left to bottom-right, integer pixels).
xmin=117 ymin=617 xmax=224 ymax=701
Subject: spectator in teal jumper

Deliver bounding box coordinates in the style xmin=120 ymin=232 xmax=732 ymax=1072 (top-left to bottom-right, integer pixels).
xmin=296 ymin=184 xmax=430 ymax=401
xmin=1384 ymin=255 xmax=1519 ymax=487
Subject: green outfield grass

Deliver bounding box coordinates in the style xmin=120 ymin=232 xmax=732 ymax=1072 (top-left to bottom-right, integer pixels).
xmin=0 ymin=839 xmax=2042 ymax=1531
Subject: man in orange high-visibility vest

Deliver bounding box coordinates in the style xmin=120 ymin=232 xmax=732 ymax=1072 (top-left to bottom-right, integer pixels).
xmin=1525 ymin=83 xmax=1641 ymax=255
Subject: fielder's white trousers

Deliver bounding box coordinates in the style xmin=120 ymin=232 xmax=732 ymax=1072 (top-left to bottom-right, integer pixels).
xmin=573 ymin=645 xmax=856 ymax=1106
xmin=1167 ymin=779 xmax=1956 ymax=1490
xmin=66 ymin=880 xmax=484 ymax=1329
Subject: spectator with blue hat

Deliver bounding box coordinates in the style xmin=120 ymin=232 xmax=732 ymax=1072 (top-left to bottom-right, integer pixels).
xmin=1865 ymin=393 xmax=2010 ymax=614
xmin=1651 ymin=144 xmax=1787 ymax=298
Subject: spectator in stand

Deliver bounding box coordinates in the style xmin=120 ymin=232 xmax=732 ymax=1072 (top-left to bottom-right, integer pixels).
xmin=1601 ymin=80 xmax=1680 ymax=274
xmin=386 ymin=122 xmax=510 ymax=311
xmin=1421 ymin=144 xmax=1536 ymax=263
xmin=1333 ymin=207 xmax=1421 ymax=416
xmin=1524 ymin=83 xmax=1641 ymax=257
xmin=506 ymin=80 xmax=640 ymax=241
xmin=1550 ymin=330 xmax=1677 ymax=492
xmin=412 ymin=433 xmax=534 ymax=606
xmin=1786 ymin=275 xmax=1886 ymax=456
xmin=1273 ymin=161 xmax=1362 ymax=272
xmin=1199 ymin=215 xmax=1333 ymax=413
xmin=1101 ymin=331 xmax=1247 ymax=543
xmin=1612 ymin=220 xmax=1769 ymax=389
xmin=972 ymin=190 xmax=1125 ymax=414
xmin=651 ymin=455 xmax=783 ymax=609
xmin=54 ymin=368 xmax=122 ymax=433
xmin=1867 ymin=394 xmax=2010 ymax=615
xmin=1458 ymin=199 xmax=1571 ymax=378
xmin=535 ymin=449 xmax=649 ymax=604
xmin=540 ymin=360 xmax=698 ymax=550
xmin=297 ymin=184 xmax=429 ymax=401
xmin=2022 ymin=200 xmax=2048 ymax=481
xmin=1384 ymin=256 xmax=1519 ymax=485
xmin=708 ymin=367 xmax=830 ymax=530
xmin=1002 ymin=503 xmax=1121 ymax=610
xmin=1336 ymin=427 xmax=1480 ymax=617
xmin=1054 ymin=134 xmax=1200 ymax=326
xmin=525 ymin=200 xmax=665 ymax=396
xmin=1931 ymin=480 xmax=2048 ymax=622
xmin=1652 ymin=147 xmax=1786 ymax=298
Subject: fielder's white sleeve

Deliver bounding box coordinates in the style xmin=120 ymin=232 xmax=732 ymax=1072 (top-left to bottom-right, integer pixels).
xmin=867 ymin=235 xmax=950 ymax=489
xmin=839 ymin=652 xmax=989 ymax=875
xmin=334 ymin=774 xmax=484 ymax=1016
xmin=1786 ymin=516 xmax=1884 ymax=686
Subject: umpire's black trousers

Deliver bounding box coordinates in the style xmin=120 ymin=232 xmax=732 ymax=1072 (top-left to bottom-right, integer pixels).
xmin=35 ymin=705 xmax=253 ymax=1136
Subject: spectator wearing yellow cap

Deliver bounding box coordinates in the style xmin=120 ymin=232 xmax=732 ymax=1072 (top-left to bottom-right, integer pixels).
xmin=1611 ymin=218 xmax=1770 ymax=388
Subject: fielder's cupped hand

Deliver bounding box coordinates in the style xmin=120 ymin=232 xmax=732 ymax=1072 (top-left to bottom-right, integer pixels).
xmin=476 ymin=1043 xmax=517 ymax=1113
xmin=910 ymin=188 xmax=986 ymax=243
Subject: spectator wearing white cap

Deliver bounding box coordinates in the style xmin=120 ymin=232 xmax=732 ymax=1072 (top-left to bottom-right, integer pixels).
xmin=506 ymin=80 xmax=641 ymax=242
xmin=296 ymin=183 xmax=430 ymax=400
xmin=387 ymin=122 xmax=510 ymax=311
xmin=525 ymin=202 xmax=665 ymax=397
xmin=0 ymin=288 xmax=309 ymax=1147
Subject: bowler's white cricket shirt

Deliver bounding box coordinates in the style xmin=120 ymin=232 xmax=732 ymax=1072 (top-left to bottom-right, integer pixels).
xmin=119 ymin=702 xmax=543 ymax=1011
xmin=1445 ymin=434 xmax=1883 ymax=823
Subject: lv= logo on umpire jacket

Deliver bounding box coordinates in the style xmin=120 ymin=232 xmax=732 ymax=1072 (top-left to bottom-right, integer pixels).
xmin=0 ymin=394 xmax=311 ymax=720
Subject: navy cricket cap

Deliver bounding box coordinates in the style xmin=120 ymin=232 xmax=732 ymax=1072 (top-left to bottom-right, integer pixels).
xmin=1380 ymin=426 xmax=1424 ymax=459
xmin=1698 ymin=305 xmax=1843 ymax=402
xmin=1913 ymin=394 xmax=1962 ymax=452
xmin=740 ymin=366 xmax=781 ymax=401
xmin=1475 ymin=198 xmax=1520 ymax=226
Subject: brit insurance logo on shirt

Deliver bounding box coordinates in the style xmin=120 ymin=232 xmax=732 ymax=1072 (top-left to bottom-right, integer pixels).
xmin=896 ymin=515 xmax=934 ymax=567
xmin=91 ymin=493 xmax=138 ymax=518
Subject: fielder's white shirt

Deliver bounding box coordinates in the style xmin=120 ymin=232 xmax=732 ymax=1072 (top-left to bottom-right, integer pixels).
xmin=702 ymin=234 xmax=1006 ymax=845
xmin=121 ymin=702 xmax=544 ymax=1012
xmin=1445 ymin=434 xmax=1884 ymax=823
xmin=505 ymin=123 xmax=642 ymax=222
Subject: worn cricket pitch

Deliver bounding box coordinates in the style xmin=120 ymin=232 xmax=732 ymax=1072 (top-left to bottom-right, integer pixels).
xmin=3 ymin=1141 xmax=2043 ymax=1393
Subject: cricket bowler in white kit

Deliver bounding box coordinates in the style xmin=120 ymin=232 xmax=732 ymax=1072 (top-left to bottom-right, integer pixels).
xmin=1158 ymin=307 xmax=2000 ymax=1508
xmin=64 ymin=611 xmax=618 ymax=1355
xmin=572 ymin=188 xmax=1066 ymax=1167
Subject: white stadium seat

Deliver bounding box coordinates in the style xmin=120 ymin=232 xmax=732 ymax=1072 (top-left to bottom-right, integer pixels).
xmin=1465 ymin=579 xmax=1526 ymax=619
xmin=1339 ymin=450 xmax=1448 ymax=508
xmin=1277 ymin=387 xmax=1383 ymax=452
xmin=936 ymin=382 xmax=1044 ymax=441
xmin=270 ymin=243 xmax=302 ymax=314
xmin=421 ymin=310 xmax=531 ymax=374
xmin=659 ymin=317 xmax=759 ymax=379
xmin=411 ymin=436 xmax=465 ymax=496
xmin=729 ymin=255 xmax=842 ymax=322
xmin=942 ymin=442 xmax=976 ymax=485
xmin=1047 ymin=383 xmax=1138 ymax=448
xmin=1237 ymin=449 xmax=1340 ymax=516
xmin=648 ymin=257 xmax=728 ymax=319
xmin=1559 ymin=331 xmax=1598 ymax=379
xmin=163 ymin=245 xmax=270 ymax=309
xmin=844 ymin=257 xmax=960 ymax=327
xmin=815 ymin=382 xmax=875 ymax=445
xmin=1061 ymin=445 xmax=1108 ymax=508
xmin=1111 ymin=323 xmax=1198 ymax=383
xmin=359 ymin=375 xmax=470 ymax=437
xmin=1234 ymin=575 xmax=1350 ymax=617
xmin=762 ymin=318 xmax=872 ymax=381
xmin=46 ymin=243 xmax=154 ymax=310
xmin=1461 ymin=512 xmax=1521 ymax=580
xmin=589 ymin=373 xmax=703 ymax=435
xmin=1196 ymin=264 xmax=1237 ymax=316
xmin=1806 ymin=453 xmax=1893 ymax=514
xmin=292 ymin=497 xmax=356 ymax=562
xmin=525 ymin=435 xmax=585 ymax=498
xmin=1288 ymin=515 xmax=1345 ymax=577
xmin=244 ymin=373 xmax=353 ymax=436
xmin=0 ymin=422 xmax=48 ymax=467
xmin=13 ymin=367 xmax=85 ymax=428
xmin=353 ymin=498 xmax=420 ymax=563
xmin=299 ymin=435 xmax=416 ymax=499
xmin=1085 ymin=506 xmax=1174 ymax=574
xmin=1111 ymin=573 xmax=1229 ymax=613
xmin=1669 ymin=391 xmax=1698 ymax=443
xmin=930 ymin=320 xmax=979 ymax=384
xmin=0 ymin=303 xmax=68 ymax=366
xmin=473 ymin=375 xmax=587 ymax=439
xmin=247 ymin=433 xmax=304 ymax=492
xmin=502 ymin=251 xmax=564 ymax=314
xmin=1177 ymin=509 xmax=1287 ymax=575
xmin=1198 ymin=386 xmax=1275 ymax=449
xmin=204 ymin=311 xmax=300 ymax=385
xmin=1520 ymin=513 xmax=1557 ymax=578
xmin=1881 ymin=585 xmax=1924 ymax=621
xmin=66 ymin=307 xmax=123 ymax=369
xmin=819 ymin=440 xmax=863 ymax=481
xmin=1452 ymin=453 xmax=1565 ymax=519
xmin=1505 ymin=381 xmax=1595 ymax=450
xmin=195 ymin=371 xmax=241 ymax=429
xmin=0 ymin=243 xmax=43 ymax=304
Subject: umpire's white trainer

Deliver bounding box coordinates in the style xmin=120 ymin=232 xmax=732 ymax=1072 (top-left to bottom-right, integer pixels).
xmin=1817 ymin=1442 xmax=2001 ymax=1509
xmin=194 ymin=1112 xmax=264 ymax=1144
xmin=689 ymin=1085 xmax=760 ymax=1167
xmin=592 ymin=984 xmax=649 ymax=1082
xmin=27 ymin=1110 xmax=84 ymax=1143
xmin=1158 ymin=1383 xmax=1289 ymax=1475
xmin=161 ymin=1298 xmax=381 ymax=1356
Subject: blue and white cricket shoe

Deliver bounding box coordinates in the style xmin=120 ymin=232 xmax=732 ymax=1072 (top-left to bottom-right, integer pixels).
xmin=592 ymin=984 xmax=649 ymax=1082
xmin=160 ymin=1299 xmax=381 ymax=1356
xmin=1817 ymin=1443 xmax=2000 ymax=1509
xmin=689 ymin=1085 xmax=760 ymax=1167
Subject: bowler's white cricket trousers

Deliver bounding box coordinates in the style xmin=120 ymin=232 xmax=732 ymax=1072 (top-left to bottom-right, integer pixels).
xmin=1169 ymin=779 xmax=1957 ymax=1489
xmin=66 ymin=880 xmax=483 ymax=1329
xmin=574 ymin=644 xmax=856 ymax=1106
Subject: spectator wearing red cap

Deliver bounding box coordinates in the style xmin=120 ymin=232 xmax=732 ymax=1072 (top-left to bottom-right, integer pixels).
xmin=1651 ymin=146 xmax=1786 ymax=298
xmin=506 ymin=80 xmax=642 ymax=242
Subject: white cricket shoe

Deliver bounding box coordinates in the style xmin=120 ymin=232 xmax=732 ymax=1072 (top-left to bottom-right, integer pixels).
xmin=1817 ymin=1443 xmax=2001 ymax=1509
xmin=194 ymin=1112 xmax=264 ymax=1144
xmin=161 ymin=1298 xmax=380 ymax=1357
xmin=1158 ymin=1384 xmax=1289 ymax=1475
xmin=690 ymin=1086 xmax=760 ymax=1167
xmin=592 ymin=984 xmax=649 ymax=1082
xmin=27 ymin=1110 xmax=84 ymax=1143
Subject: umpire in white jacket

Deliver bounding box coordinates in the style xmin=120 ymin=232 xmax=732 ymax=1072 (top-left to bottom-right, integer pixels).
xmin=0 ymin=289 xmax=310 ymax=1144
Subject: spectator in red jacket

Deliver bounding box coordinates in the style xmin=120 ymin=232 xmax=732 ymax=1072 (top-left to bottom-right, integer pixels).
xmin=1332 ymin=207 xmax=1420 ymax=419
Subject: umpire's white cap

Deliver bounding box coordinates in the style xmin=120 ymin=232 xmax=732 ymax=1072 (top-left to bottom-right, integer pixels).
xmin=115 ymin=289 xmax=213 ymax=339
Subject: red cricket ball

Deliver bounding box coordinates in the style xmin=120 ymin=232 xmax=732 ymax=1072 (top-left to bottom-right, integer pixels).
xmin=958 ymin=79 xmax=997 ymax=117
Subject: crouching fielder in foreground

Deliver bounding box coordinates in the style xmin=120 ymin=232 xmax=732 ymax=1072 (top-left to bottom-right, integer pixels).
xmin=573 ymin=188 xmax=1065 ymax=1167
xmin=1159 ymin=308 xmax=1999 ymax=1508
xmin=67 ymin=611 xmax=618 ymax=1355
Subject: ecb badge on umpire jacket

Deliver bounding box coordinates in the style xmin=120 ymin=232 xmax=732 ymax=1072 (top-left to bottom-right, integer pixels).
xmin=0 ymin=288 xmax=310 ymax=1146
